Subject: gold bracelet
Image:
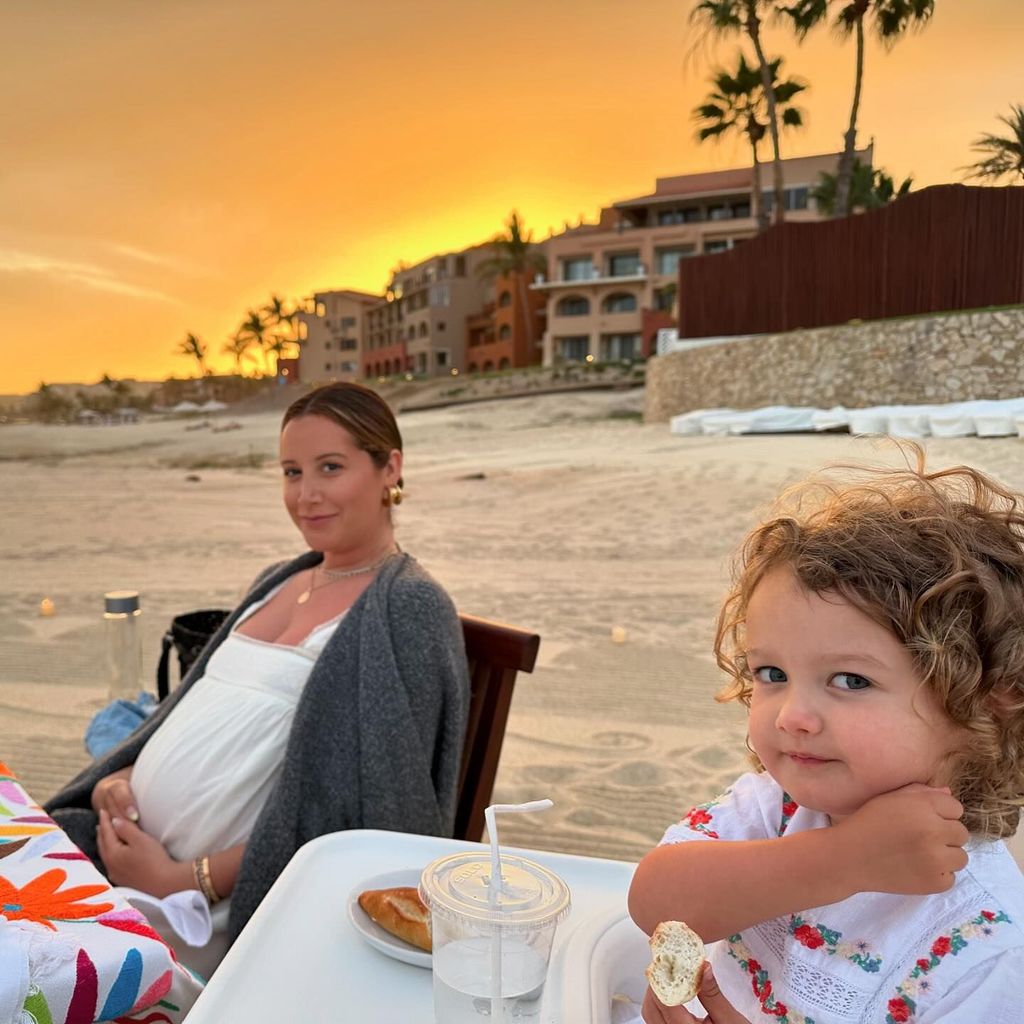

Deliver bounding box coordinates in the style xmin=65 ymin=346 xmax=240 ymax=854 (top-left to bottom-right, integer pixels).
xmin=192 ymin=855 xmax=222 ymax=905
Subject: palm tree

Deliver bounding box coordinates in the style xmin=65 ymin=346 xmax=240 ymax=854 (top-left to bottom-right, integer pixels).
xmin=962 ymin=104 xmax=1024 ymax=183
xmin=176 ymin=332 xmax=208 ymax=377
xmin=476 ymin=211 xmax=547 ymax=358
xmin=694 ymin=52 xmax=806 ymax=232
xmin=236 ymin=308 xmax=270 ymax=374
xmin=782 ymin=0 xmax=934 ymax=218
xmin=811 ymin=158 xmax=912 ymax=213
xmin=222 ymin=331 xmax=257 ymax=375
xmin=690 ymin=1 xmax=790 ymax=224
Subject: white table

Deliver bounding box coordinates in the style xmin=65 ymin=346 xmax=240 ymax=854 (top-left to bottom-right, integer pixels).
xmin=186 ymin=829 xmax=639 ymax=1023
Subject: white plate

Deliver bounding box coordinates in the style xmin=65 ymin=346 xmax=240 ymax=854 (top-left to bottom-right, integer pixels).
xmin=347 ymin=869 xmax=432 ymax=969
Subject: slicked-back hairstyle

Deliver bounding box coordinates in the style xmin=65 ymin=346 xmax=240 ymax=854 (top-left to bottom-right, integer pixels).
xmin=714 ymin=450 xmax=1024 ymax=838
xmin=281 ymin=382 xmax=403 ymax=486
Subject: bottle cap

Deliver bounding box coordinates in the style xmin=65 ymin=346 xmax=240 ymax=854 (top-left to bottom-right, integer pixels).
xmin=104 ymin=590 xmax=140 ymax=614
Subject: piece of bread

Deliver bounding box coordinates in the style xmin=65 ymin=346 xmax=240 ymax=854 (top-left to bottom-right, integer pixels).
xmin=645 ymin=920 xmax=706 ymax=1006
xmin=357 ymin=886 xmax=432 ymax=952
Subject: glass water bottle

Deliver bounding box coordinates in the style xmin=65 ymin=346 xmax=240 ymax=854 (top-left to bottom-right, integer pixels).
xmin=104 ymin=590 xmax=143 ymax=701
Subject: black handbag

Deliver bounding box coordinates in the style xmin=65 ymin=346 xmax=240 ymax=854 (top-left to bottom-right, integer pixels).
xmin=156 ymin=608 xmax=231 ymax=700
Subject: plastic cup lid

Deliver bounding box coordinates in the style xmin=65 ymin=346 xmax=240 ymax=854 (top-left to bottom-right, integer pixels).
xmin=104 ymin=590 xmax=140 ymax=613
xmin=419 ymin=852 xmax=570 ymax=932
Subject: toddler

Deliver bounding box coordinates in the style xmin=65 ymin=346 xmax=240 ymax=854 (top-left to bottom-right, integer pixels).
xmin=629 ymin=457 xmax=1024 ymax=1023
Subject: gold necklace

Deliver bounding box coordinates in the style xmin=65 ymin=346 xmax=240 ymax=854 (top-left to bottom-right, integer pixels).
xmin=296 ymin=548 xmax=397 ymax=605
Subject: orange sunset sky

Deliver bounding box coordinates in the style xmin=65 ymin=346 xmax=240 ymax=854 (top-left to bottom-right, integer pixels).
xmin=1 ymin=0 xmax=1020 ymax=396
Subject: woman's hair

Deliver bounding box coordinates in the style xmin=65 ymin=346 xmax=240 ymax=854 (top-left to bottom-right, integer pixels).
xmin=281 ymin=382 xmax=403 ymax=486
xmin=715 ymin=450 xmax=1024 ymax=838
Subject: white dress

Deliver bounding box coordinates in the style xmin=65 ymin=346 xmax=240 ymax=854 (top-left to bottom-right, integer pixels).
xmin=659 ymin=772 xmax=1024 ymax=1023
xmin=131 ymin=584 xmax=346 ymax=861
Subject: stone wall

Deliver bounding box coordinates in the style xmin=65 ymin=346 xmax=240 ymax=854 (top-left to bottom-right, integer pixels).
xmin=645 ymin=307 xmax=1024 ymax=422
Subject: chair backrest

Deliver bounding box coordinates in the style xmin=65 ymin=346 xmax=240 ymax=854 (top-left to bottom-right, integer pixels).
xmin=454 ymin=613 xmax=541 ymax=841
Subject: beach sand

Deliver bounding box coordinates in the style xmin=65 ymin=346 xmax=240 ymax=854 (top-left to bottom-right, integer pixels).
xmin=4 ymin=391 xmax=1024 ymax=862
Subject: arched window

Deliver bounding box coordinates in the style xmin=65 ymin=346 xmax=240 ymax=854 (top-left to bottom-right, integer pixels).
xmin=483 ymin=361 xmax=494 ymax=372
xmin=419 ymin=322 xmax=429 ymax=337
xmin=498 ymin=324 xmax=512 ymax=340
xmin=602 ymin=292 xmax=638 ymax=314
xmin=556 ymin=295 xmax=590 ymax=316
xmin=498 ymin=290 xmax=512 ymax=307
xmin=468 ymin=363 xmax=478 ymax=374
xmin=499 ymin=357 xmax=510 ymax=370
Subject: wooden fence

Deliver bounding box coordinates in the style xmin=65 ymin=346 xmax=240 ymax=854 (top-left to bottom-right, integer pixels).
xmin=676 ymin=184 xmax=1024 ymax=338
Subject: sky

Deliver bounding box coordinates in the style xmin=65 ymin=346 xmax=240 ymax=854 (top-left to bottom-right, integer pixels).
xmin=0 ymin=0 xmax=1020 ymax=395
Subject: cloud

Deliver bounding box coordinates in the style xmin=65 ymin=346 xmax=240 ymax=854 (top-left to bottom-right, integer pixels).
xmin=0 ymin=248 xmax=179 ymax=303
xmin=106 ymin=242 xmax=203 ymax=276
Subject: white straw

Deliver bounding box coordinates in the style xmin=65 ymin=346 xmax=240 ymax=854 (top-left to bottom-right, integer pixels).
xmin=483 ymin=799 xmax=554 ymax=1020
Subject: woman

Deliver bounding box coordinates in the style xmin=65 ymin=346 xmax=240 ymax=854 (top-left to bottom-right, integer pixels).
xmin=46 ymin=382 xmax=470 ymax=971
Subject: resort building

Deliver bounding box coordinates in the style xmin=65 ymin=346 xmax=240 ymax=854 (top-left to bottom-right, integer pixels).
xmin=535 ymin=149 xmax=870 ymax=365
xmin=465 ymin=269 xmax=547 ymax=373
xmin=297 ymin=289 xmax=380 ymax=384
xmin=363 ymin=243 xmax=495 ymax=378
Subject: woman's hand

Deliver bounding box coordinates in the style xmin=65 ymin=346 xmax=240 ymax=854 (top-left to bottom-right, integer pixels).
xmin=91 ymin=768 xmax=139 ymax=823
xmin=96 ymin=809 xmax=191 ymax=897
xmin=642 ymin=966 xmax=751 ymax=1024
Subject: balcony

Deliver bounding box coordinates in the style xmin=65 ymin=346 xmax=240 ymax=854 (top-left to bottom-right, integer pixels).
xmin=531 ymin=264 xmax=647 ymax=291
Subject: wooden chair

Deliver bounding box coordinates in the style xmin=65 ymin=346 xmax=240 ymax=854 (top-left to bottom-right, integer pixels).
xmin=454 ymin=613 xmax=541 ymax=841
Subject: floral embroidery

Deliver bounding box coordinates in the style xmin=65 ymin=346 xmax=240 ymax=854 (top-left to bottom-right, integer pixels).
xmin=885 ymin=909 xmax=1011 ymax=1022
xmin=726 ymin=933 xmax=814 ymax=1023
xmin=681 ymin=797 xmax=721 ymax=838
xmin=788 ymin=914 xmax=882 ymax=972
xmin=0 ymin=867 xmax=115 ymax=930
xmin=778 ymin=793 xmax=798 ymax=836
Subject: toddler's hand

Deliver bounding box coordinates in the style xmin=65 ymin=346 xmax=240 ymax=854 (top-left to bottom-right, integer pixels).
xmin=642 ymin=966 xmax=751 ymax=1023
xmin=836 ymin=783 xmax=969 ymax=896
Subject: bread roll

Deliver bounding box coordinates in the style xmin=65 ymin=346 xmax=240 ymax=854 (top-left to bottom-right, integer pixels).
xmin=357 ymin=886 xmax=432 ymax=952
xmin=645 ymin=920 xmax=706 ymax=1006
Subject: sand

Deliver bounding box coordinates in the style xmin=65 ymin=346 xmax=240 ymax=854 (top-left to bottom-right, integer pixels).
xmin=3 ymin=391 xmax=1024 ymax=862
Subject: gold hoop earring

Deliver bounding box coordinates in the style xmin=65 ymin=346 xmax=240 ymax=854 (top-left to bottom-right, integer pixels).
xmin=383 ymin=484 xmax=403 ymax=507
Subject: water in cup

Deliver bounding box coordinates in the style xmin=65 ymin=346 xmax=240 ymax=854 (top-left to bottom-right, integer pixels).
xmin=421 ymin=851 xmax=570 ymax=1024
xmin=433 ymin=936 xmax=547 ymax=1020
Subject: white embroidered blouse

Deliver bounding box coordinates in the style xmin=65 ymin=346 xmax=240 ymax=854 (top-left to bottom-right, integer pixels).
xmin=659 ymin=771 xmax=1024 ymax=1023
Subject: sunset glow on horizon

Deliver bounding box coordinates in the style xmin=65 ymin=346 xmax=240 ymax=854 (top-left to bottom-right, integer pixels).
xmin=1 ymin=0 xmax=1020 ymax=396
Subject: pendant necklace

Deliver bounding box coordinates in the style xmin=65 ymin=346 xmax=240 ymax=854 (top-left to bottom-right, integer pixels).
xmin=296 ymin=546 xmax=397 ymax=605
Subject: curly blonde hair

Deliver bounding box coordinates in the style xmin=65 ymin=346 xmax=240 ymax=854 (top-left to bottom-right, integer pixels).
xmin=714 ymin=451 xmax=1024 ymax=838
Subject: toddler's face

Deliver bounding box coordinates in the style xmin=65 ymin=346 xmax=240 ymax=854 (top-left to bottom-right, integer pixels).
xmin=745 ymin=566 xmax=962 ymax=822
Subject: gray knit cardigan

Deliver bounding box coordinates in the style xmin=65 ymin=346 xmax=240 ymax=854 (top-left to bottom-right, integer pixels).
xmin=45 ymin=551 xmax=470 ymax=941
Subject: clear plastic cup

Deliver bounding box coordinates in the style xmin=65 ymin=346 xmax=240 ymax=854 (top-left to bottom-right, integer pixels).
xmin=420 ymin=852 xmax=571 ymax=1023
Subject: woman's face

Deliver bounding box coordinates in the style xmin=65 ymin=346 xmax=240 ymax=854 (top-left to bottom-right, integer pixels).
xmin=279 ymin=413 xmax=401 ymax=556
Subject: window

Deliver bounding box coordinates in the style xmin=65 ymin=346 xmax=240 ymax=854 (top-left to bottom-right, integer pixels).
xmin=709 ymin=206 xmax=732 ymax=221
xmin=602 ymin=293 xmax=638 ymax=314
xmin=455 ymin=256 xmax=466 ymax=276
xmin=340 ymin=338 xmax=357 ymax=350
xmin=762 ymin=187 xmax=811 ymax=213
xmin=468 ymin=363 xmax=478 ymax=373
xmin=558 ymin=336 xmax=589 ymax=362
xmin=654 ymin=284 xmax=676 ymax=312
xmin=430 ymin=284 xmax=451 ymax=307
xmin=563 ymin=257 xmax=593 ymax=281
xmin=483 ymin=360 xmax=494 ymax=372
xmin=436 ymin=350 xmax=448 ymax=368
xmin=324 ymin=340 xmax=331 ymax=350
xmin=438 ymin=321 xmax=446 ymax=331
xmin=704 ymin=239 xmax=733 ymax=254
xmin=601 ymin=333 xmax=640 ymax=361
xmin=498 ymin=324 xmax=512 ymax=340
xmin=655 ymin=247 xmax=694 ymax=276
xmin=732 ymin=202 xmax=751 ymax=218
xmin=324 ymin=362 xmax=332 ymax=371
xmin=419 ymin=323 xmax=428 ymax=338
xmin=657 ymin=209 xmax=685 ymax=226
xmin=608 ymin=252 xmax=641 ymax=277
xmin=498 ymin=291 xmax=512 ymax=307
xmin=499 ymin=357 xmax=510 ymax=370
xmin=556 ymin=295 xmax=590 ymax=316
xmin=340 ymin=316 xmax=356 ymax=329
xmin=341 ymin=361 xmax=356 ymax=373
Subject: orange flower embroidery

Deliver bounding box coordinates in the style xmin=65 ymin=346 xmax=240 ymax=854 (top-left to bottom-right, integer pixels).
xmin=0 ymin=868 xmax=114 ymax=930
